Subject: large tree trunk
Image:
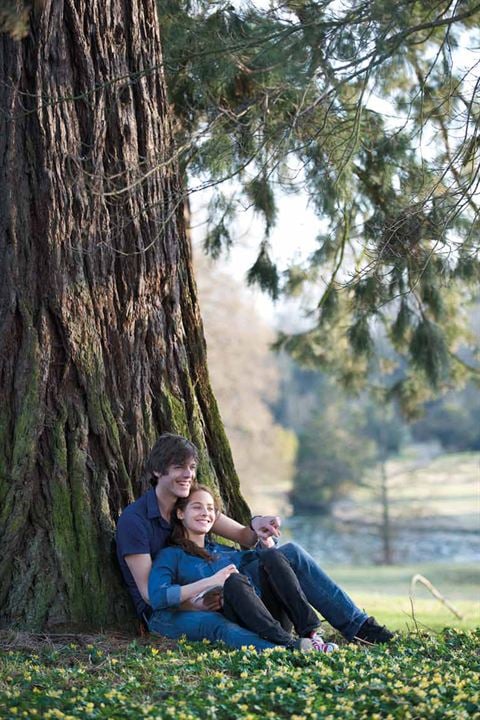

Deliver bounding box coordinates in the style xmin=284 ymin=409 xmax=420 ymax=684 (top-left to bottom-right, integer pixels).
xmin=0 ymin=0 xmax=249 ymax=630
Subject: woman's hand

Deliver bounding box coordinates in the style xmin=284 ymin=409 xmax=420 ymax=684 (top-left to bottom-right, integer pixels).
xmin=211 ymin=564 xmax=238 ymax=586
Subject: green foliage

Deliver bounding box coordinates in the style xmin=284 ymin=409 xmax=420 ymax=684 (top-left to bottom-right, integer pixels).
xmin=159 ymin=0 xmax=480 ymax=398
xmin=282 ymin=362 xmax=412 ymax=512
xmin=0 ymin=2 xmax=30 ymax=39
xmin=288 ymin=370 xmax=373 ymax=512
xmin=245 ymin=177 xmax=277 ymax=231
xmin=1 ymin=629 xmax=479 ymax=718
xmin=246 ymin=241 xmax=279 ymax=299
xmin=412 ymin=383 xmax=480 ymax=451
xmin=293 ymin=416 xmax=376 ymax=512
xmin=409 ymin=319 xmax=450 ymax=389
xmin=347 ymin=316 xmax=374 ymax=358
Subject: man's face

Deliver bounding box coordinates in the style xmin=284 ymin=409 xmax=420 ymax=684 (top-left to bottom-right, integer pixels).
xmin=155 ymin=456 xmax=197 ymax=498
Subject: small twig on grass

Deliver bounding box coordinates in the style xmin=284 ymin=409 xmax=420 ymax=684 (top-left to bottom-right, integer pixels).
xmin=410 ymin=574 xmax=464 ymax=619
xmin=408 ymin=596 xmax=422 ymax=637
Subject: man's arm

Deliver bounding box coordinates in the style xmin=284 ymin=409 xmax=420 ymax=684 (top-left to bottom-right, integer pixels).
xmin=213 ymin=513 xmax=281 ymax=548
xmin=125 ymin=554 xmax=152 ymax=604
xmin=125 ymin=552 xmax=221 ymax=612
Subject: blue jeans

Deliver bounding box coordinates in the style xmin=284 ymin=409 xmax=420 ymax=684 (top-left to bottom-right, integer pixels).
xmin=149 ymin=542 xmax=367 ymax=648
xmin=277 ymin=542 xmax=367 ymax=640
xmin=149 ymin=608 xmax=277 ymax=651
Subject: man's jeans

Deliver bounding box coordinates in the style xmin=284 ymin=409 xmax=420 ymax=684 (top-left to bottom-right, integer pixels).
xmin=149 ymin=542 xmax=367 ymax=649
xmin=278 ymin=542 xmax=367 ymax=640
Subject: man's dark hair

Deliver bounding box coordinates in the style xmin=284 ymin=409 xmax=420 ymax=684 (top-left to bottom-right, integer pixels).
xmin=146 ymin=433 xmax=199 ymax=487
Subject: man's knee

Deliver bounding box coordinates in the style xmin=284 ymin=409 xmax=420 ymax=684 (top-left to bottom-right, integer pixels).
xmin=278 ymin=541 xmax=310 ymax=568
xmin=260 ymin=548 xmax=291 ymax=572
xmin=224 ymin=572 xmax=251 ymax=593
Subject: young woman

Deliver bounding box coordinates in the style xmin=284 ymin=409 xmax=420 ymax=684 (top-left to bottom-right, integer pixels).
xmin=148 ymin=485 xmax=338 ymax=653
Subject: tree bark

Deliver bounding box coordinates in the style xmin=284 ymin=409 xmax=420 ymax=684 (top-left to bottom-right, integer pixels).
xmin=0 ymin=0 xmax=249 ymax=630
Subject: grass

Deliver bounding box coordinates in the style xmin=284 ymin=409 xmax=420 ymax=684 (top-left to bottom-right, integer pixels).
xmin=318 ymin=562 xmax=480 ymax=634
xmin=340 ymin=593 xmax=479 ymax=633
xmin=1 ymin=628 xmax=479 ymax=719
xmin=323 ymin=562 xmax=480 ymax=598
xmin=340 ymin=450 xmax=480 ymax=528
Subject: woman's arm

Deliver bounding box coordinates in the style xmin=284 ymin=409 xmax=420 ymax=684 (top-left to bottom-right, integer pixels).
xmin=148 ymin=548 xmax=238 ymax=611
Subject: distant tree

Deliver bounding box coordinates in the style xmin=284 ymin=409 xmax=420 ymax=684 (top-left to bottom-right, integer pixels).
xmin=360 ymin=403 xmax=408 ymax=564
xmin=194 ymin=250 xmax=296 ymax=511
xmin=290 ymin=373 xmax=377 ymax=513
xmin=411 ymin=383 xmax=480 ymax=451
xmin=286 ymin=363 xmax=410 ymax=520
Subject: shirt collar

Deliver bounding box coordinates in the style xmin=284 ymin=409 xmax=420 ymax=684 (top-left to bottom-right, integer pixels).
xmin=146 ymin=488 xmax=162 ymax=520
xmin=146 ymin=488 xmax=172 ymax=529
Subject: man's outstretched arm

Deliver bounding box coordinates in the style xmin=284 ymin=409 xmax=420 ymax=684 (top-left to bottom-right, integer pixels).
xmin=213 ymin=513 xmax=281 ymax=548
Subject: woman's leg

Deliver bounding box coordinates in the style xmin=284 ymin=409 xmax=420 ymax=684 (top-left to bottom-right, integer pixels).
xmin=278 ymin=542 xmax=367 ymax=640
xmin=222 ymin=573 xmax=297 ymax=647
xmin=149 ymin=608 xmax=277 ymax=651
xmin=259 ymin=549 xmax=320 ymax=638
xmin=258 ymin=571 xmax=293 ymax=634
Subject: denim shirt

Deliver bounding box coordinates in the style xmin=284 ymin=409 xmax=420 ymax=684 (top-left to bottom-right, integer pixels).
xmin=148 ymin=540 xmax=260 ymax=611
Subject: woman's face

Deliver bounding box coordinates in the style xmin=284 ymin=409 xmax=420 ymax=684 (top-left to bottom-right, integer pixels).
xmin=177 ymin=489 xmax=217 ymax=537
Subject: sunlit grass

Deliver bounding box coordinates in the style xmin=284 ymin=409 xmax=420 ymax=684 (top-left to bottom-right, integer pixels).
xmin=349 ymin=451 xmax=480 ymax=524
xmin=324 ymin=562 xmax=480 ymax=598
xmin=1 ymin=629 xmax=479 ymax=719
xmin=319 ymin=562 xmax=480 ymax=634
xmin=337 ymin=593 xmax=479 ymax=633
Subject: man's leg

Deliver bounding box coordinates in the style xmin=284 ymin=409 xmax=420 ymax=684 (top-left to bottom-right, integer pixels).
xmin=259 ymin=549 xmax=320 ymax=638
xmin=148 ymin=608 xmax=277 ymax=651
xmin=222 ymin=573 xmax=296 ymax=647
xmin=277 ymin=542 xmax=368 ymax=640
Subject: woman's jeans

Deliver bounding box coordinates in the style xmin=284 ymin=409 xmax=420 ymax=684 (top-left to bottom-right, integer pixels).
xmin=149 ymin=542 xmax=368 ymax=650
xmin=222 ymin=550 xmax=320 ymax=646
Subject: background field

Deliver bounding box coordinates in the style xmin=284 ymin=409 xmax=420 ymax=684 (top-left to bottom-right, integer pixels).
xmin=286 ymin=451 xmax=480 ymax=635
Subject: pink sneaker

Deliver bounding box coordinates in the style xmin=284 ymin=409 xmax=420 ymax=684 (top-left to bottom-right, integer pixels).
xmin=310 ymin=632 xmax=338 ymax=654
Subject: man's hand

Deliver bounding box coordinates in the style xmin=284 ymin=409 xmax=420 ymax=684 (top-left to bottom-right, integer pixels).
xmin=250 ymin=515 xmax=281 ymax=545
xmin=180 ymin=589 xmax=223 ymax=612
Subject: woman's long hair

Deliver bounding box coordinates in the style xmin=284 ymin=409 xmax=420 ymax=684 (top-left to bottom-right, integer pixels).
xmin=169 ymin=485 xmax=222 ymax=561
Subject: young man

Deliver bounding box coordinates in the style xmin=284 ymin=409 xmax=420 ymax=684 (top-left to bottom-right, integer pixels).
xmin=116 ymin=433 xmax=393 ymax=649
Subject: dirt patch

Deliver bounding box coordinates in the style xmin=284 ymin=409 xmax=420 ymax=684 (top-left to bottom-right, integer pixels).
xmin=0 ymin=629 xmax=176 ymax=656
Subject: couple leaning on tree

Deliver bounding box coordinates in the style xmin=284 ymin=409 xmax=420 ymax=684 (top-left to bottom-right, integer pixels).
xmin=116 ymin=433 xmax=394 ymax=652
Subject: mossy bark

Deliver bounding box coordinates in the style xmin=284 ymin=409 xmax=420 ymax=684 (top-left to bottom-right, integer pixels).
xmin=0 ymin=0 xmax=249 ymax=630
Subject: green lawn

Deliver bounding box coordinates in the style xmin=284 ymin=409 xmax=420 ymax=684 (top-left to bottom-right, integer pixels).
xmin=320 ymin=562 xmax=480 ymax=635
xmin=343 ymin=450 xmax=480 ymax=528
xmin=1 ymin=628 xmax=479 ymax=719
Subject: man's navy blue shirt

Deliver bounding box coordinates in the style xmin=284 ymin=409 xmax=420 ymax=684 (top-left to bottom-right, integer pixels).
xmin=116 ymin=488 xmax=171 ymax=618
